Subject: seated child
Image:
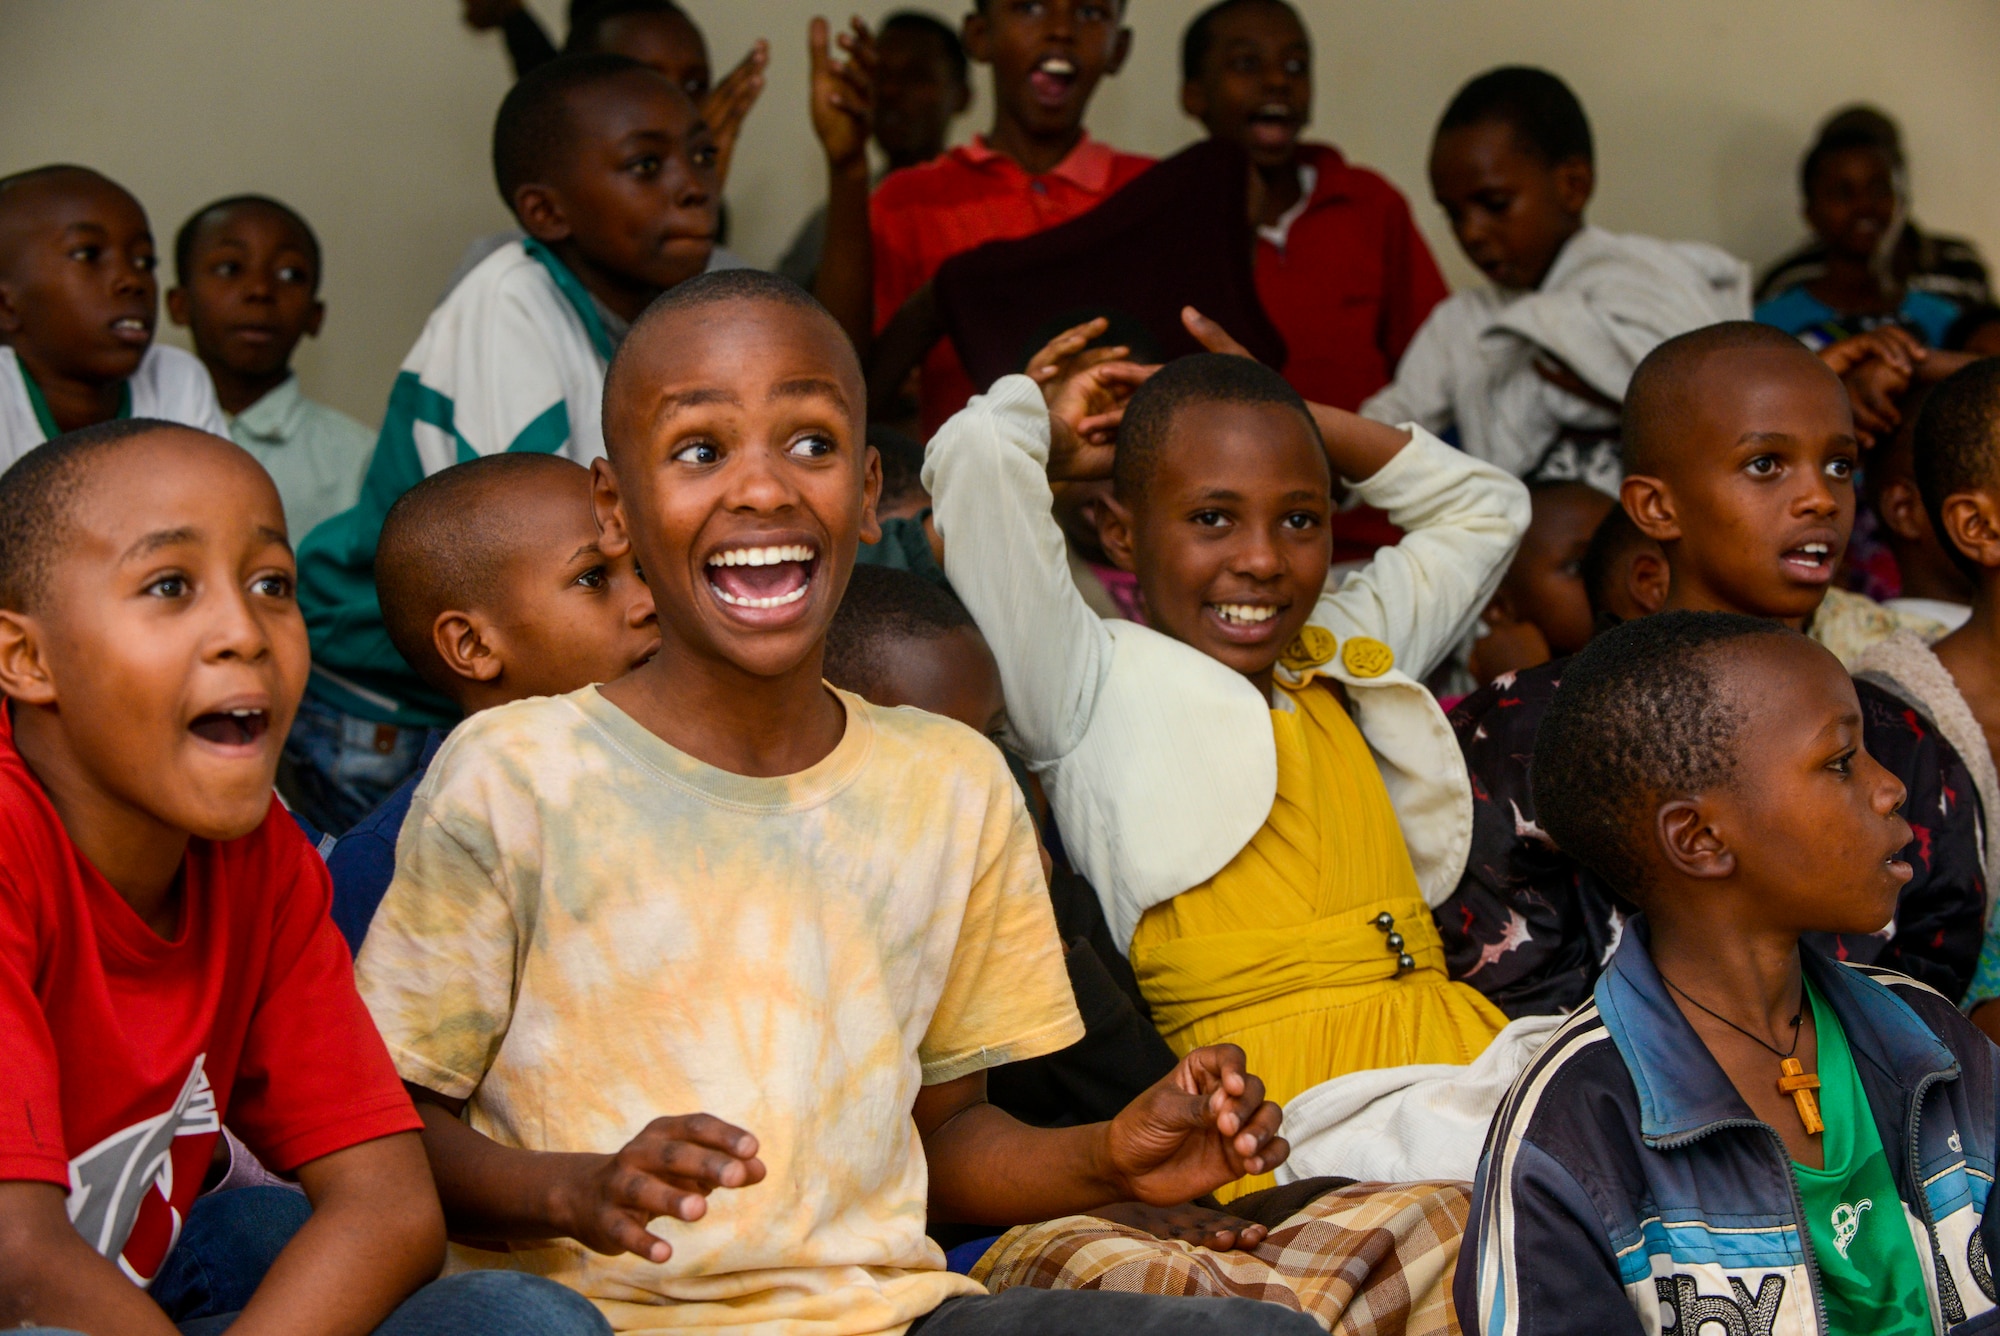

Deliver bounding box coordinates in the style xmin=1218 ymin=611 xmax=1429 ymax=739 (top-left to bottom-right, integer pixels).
xmin=926 ymin=308 xmax=1528 ymax=1188
xmin=325 ymin=453 xmax=658 ymax=952
xmin=1755 ymin=115 xmax=1966 ymax=349
xmin=292 ymin=53 xmax=721 ymax=835
xmin=1857 ymin=360 xmax=2000 ymax=1038
xmin=354 ymin=271 xmax=1315 ymax=1336
xmin=1869 ymin=382 xmax=1976 ymax=630
xmin=168 ymin=195 xmax=375 ymax=543
xmin=1467 ymin=479 xmax=1615 ymax=685
xmin=1179 ymin=0 xmax=1447 ymax=413
xmin=0 ymin=420 xmax=603 ymax=1335
xmin=1443 ymin=323 xmax=1985 ymax=1018
xmin=1577 ymin=502 xmax=1666 ymax=628
xmin=1460 ymin=610 xmax=1998 ymax=1336
xmin=0 ymin=166 xmax=226 ymax=468
xmin=1361 ymin=67 xmax=1750 ymax=485
xmin=871 ymin=0 xmax=1151 ymax=433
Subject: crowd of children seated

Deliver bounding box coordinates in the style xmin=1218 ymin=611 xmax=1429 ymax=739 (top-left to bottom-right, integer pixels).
xmin=5 ymin=1 xmax=2000 ymax=1333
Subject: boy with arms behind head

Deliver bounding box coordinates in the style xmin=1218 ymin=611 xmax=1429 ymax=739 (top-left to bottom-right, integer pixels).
xmin=169 ymin=195 xmax=376 ymax=544
xmin=355 ymin=272 xmax=1310 ymax=1336
xmin=0 ymin=422 xmax=603 ymax=1335
xmin=1461 ymin=612 xmax=1997 ymax=1336
xmin=0 ymin=167 xmax=226 ymax=468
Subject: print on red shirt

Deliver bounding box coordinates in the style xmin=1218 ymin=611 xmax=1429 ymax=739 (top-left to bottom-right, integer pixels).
xmin=68 ymin=1055 xmax=219 ymax=1284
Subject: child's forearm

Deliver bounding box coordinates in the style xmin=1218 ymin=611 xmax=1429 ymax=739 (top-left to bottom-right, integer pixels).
xmin=923 ymin=1101 xmax=1125 ymax=1226
xmin=813 ymin=157 xmax=873 ymax=352
xmin=0 ymin=1182 xmax=183 ymax=1335
xmin=411 ymin=1097 xmax=603 ymax=1243
xmin=1308 ymin=402 xmax=1413 ymax=484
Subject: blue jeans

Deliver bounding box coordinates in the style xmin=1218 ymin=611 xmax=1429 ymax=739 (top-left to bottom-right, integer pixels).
xmin=153 ymin=1187 xmax=313 ymax=1323
xmin=173 ymin=1270 xmax=611 ymax=1335
xmin=280 ymin=692 xmax=431 ymax=836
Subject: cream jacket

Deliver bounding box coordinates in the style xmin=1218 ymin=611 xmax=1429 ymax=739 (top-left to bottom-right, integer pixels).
xmin=924 ymin=375 xmax=1531 ymax=947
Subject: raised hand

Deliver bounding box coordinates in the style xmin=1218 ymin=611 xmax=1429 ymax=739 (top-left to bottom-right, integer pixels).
xmin=1102 ymin=1044 xmax=1287 ymax=1207
xmin=704 ymin=41 xmax=770 ymax=192
xmin=1181 ymin=305 xmax=1255 ymax=360
xmin=809 ymin=16 xmax=877 ymax=174
xmin=553 ymin=1114 xmax=765 ymax=1264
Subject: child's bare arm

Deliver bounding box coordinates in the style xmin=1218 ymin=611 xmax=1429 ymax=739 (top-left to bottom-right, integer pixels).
xmin=407 ymin=1084 xmax=764 ymax=1264
xmin=0 ymin=1181 xmax=184 ymax=1335
xmin=808 ymin=16 xmax=876 ymax=351
xmin=917 ymin=1044 xmax=1285 ymax=1227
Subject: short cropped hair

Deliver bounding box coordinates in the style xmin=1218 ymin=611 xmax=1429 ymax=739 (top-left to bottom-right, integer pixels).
xmin=1180 ymin=0 xmax=1300 ymax=83
xmin=1578 ymin=505 xmax=1656 ymax=621
xmin=564 ymin=0 xmax=693 ymax=55
xmin=0 ymin=418 xmax=186 ymax=613
xmin=822 ymin=564 xmax=975 ymax=701
xmin=493 ymin=52 xmax=656 ymax=207
xmin=1913 ymin=359 xmax=2000 ymax=580
xmin=883 ymin=10 xmax=969 ymax=85
xmin=1533 ymin=610 xmax=1792 ymax=895
xmin=867 ymin=423 xmax=927 ymax=508
xmin=1800 ymin=107 xmax=1903 ymax=199
xmin=1621 ymin=321 xmax=1817 ymax=479
xmin=1437 ymin=66 xmax=1593 ymax=167
xmin=1113 ymin=353 xmax=1318 ymax=501
xmin=173 ymin=195 xmax=322 ymax=292
xmin=375 ymin=453 xmax=588 ymax=694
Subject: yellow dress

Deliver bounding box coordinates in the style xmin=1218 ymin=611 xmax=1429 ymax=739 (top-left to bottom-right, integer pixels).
xmin=1130 ymin=676 xmax=1507 ymax=1197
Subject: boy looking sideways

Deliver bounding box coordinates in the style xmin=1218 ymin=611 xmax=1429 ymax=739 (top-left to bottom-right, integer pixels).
xmin=0 ymin=166 xmax=226 ymax=468
xmin=1442 ymin=323 xmax=1985 ymax=1018
xmin=871 ymin=0 xmax=1151 ymax=434
xmin=355 ymin=271 xmax=1309 ymax=1336
xmin=1179 ymin=0 xmax=1447 ymax=413
xmin=0 ymin=422 xmax=603 ymax=1335
xmin=168 ymin=195 xmax=375 ymax=543
xmin=325 ymin=453 xmax=658 ymax=953
xmin=1362 ymin=67 xmax=1749 ymax=485
xmin=1462 ymin=612 xmax=1997 ymax=1336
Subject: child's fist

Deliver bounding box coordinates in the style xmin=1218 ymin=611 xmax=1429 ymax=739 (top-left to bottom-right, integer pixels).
xmin=556 ymin=1114 xmax=766 ymax=1264
xmin=1102 ymin=1044 xmax=1287 ymax=1206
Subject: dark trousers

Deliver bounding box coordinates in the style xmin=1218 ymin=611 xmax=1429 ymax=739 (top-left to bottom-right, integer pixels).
xmin=909 ymin=1288 xmax=1324 ymax=1336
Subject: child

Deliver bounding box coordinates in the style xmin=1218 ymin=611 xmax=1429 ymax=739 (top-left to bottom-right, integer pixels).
xmin=1756 ymin=114 xmax=1970 ymax=350
xmin=870 ymin=0 xmax=1151 ymax=433
xmin=0 ymin=420 xmax=603 ymax=1334
xmin=1467 ymin=480 xmax=1614 ymax=685
xmin=926 ymin=306 xmax=1527 ymax=1188
xmin=1577 ymin=502 xmax=1666 ymax=627
xmin=168 ymin=195 xmax=375 ymax=543
xmin=1361 ymin=67 xmax=1750 ymax=485
xmin=325 ymin=453 xmax=658 ymax=953
xmin=354 ymin=270 xmax=1312 ymax=1336
xmin=0 ymin=166 xmax=226 ymax=468
xmin=1461 ymin=610 xmax=1998 ymax=1336
xmin=1442 ymin=323 xmax=1985 ymax=1019
xmin=1179 ymin=0 xmax=1447 ymax=413
xmin=1868 ymin=383 xmax=1975 ymax=631
xmin=1857 ymin=361 xmax=2000 ymax=1040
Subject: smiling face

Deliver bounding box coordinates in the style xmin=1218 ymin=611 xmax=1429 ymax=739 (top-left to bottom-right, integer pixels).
xmin=597 ymin=296 xmax=878 ymax=684
xmin=1 ymin=430 xmax=308 ymax=842
xmin=168 ymin=202 xmax=321 ymax=382
xmin=1103 ymin=399 xmax=1331 ymax=687
xmin=1626 ymin=348 xmax=1858 ymax=624
xmin=1806 ymin=143 xmax=1899 ymax=264
xmin=0 ymin=169 xmax=158 ymax=386
xmin=1182 ymin=0 xmax=1312 ymax=172
xmin=1428 ymin=120 xmax=1589 ymax=291
xmin=966 ymin=0 xmax=1131 ymax=146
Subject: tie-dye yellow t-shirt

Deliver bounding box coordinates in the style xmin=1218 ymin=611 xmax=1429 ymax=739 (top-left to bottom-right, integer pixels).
xmin=355 ymin=685 xmax=1084 ymax=1336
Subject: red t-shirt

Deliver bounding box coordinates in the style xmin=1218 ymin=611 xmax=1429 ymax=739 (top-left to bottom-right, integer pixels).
xmin=0 ymin=710 xmax=419 ymax=1285
xmin=872 ymin=133 xmax=1155 ymax=435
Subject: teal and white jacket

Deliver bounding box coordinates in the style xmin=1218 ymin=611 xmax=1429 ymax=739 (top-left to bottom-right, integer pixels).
xmin=297 ymin=240 xmax=619 ymax=727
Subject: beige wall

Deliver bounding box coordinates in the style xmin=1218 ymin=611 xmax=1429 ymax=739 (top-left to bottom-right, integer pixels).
xmin=3 ymin=1 xmax=1996 ymax=426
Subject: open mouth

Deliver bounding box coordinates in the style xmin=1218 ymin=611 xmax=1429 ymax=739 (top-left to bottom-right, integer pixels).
xmin=1779 ymin=540 xmax=1837 ymax=585
xmin=1247 ymin=102 xmax=1299 ymax=148
xmin=109 ymin=315 xmax=151 ymax=346
xmin=705 ymin=543 xmax=819 ymax=614
xmin=1028 ymin=55 xmax=1077 ymax=108
xmin=1206 ymin=601 xmax=1286 ymax=643
xmin=189 ymin=707 xmax=269 ymax=749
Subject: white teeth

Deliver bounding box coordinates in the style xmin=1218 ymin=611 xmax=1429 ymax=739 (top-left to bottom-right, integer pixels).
xmin=1212 ymin=603 xmax=1278 ymax=625
xmin=1255 ymin=103 xmax=1291 ymax=117
xmin=1038 ymin=56 xmax=1076 ymax=75
xmin=113 ymin=317 xmax=144 ymax=330
xmin=1801 ymin=543 xmax=1829 ymax=556
xmin=228 ymin=708 xmax=260 ymax=718
xmin=711 ymin=582 xmax=811 ymax=610
xmin=706 ymin=544 xmax=816 ymax=568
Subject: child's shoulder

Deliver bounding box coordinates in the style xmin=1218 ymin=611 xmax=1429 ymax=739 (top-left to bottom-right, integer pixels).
xmin=842 ymin=689 xmax=1011 ymax=777
xmin=422 ymin=691 xmax=600 ymax=784
xmin=871 ymin=149 xmax=982 ymax=213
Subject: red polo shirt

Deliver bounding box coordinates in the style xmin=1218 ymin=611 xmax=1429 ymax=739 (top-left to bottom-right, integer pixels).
xmin=1255 ymin=143 xmax=1449 ymax=412
xmin=872 ymin=134 xmax=1155 ymax=434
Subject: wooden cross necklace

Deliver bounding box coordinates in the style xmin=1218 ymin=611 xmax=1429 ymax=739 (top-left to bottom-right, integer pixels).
xmin=1661 ymin=972 xmax=1823 ymax=1135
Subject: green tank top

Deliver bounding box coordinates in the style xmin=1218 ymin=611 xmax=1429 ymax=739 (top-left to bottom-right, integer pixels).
xmin=1790 ymin=979 xmax=1933 ymax=1334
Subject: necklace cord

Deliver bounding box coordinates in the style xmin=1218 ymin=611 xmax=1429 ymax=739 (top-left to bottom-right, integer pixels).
xmin=1658 ymin=971 xmax=1804 ymax=1060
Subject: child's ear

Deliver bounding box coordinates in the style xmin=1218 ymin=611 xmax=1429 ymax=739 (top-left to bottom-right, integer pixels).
xmin=303 ymin=299 xmax=326 ymax=340
xmin=165 ymin=286 xmax=191 ymax=329
xmin=1627 ymin=547 xmax=1670 ymax=616
xmin=1106 ymin=26 xmax=1134 ymax=76
xmin=0 ymin=282 xmax=25 ymax=338
xmin=0 ymin=612 xmax=56 ymax=707
xmin=1619 ymin=477 xmax=1682 ymax=544
xmin=512 ymin=183 xmax=574 ymax=244
xmin=960 ymin=11 xmax=991 ymax=65
xmin=1657 ymin=797 xmax=1734 ymax=881
xmin=1481 ymin=587 xmax=1521 ymax=629
xmin=591 ymin=458 xmax=633 ymax=558
xmin=433 ymin=611 xmax=505 ymax=686
xmin=1097 ymin=493 xmax=1138 ymax=573
xmin=1554 ymin=156 xmax=1595 ymax=216
xmin=1940 ymin=489 xmax=2000 ymax=569
xmin=860 ymin=443 xmax=884 ymax=548
xmin=1876 ymin=477 xmax=1932 ymax=542
xmin=1179 ymin=80 xmax=1209 ymax=123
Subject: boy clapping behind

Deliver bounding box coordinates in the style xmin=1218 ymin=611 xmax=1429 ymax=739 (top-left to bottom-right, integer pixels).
xmin=1462 ymin=611 xmax=1996 ymax=1336
xmin=0 ymin=167 xmax=226 ymax=468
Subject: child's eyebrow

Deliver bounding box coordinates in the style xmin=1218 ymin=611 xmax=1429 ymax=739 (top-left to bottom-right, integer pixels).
xmin=769 ymin=377 xmax=852 ymax=413
xmin=659 ymin=387 xmax=742 ymax=417
xmin=120 ymin=526 xmax=200 ymax=561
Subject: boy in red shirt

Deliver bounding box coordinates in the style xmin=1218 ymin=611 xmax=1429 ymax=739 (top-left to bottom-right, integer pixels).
xmin=871 ymin=0 xmax=1151 ymax=434
xmin=0 ymin=420 xmax=604 ymax=1334
xmin=1179 ymin=0 xmax=1447 ymax=414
